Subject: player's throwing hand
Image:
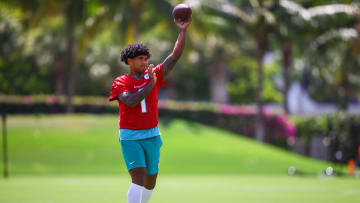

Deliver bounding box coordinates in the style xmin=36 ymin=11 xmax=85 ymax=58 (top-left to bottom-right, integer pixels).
xmin=174 ymin=15 xmax=192 ymax=30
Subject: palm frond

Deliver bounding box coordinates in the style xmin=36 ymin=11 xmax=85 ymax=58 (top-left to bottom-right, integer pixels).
xmin=204 ymin=0 xmax=256 ymax=24
xmin=280 ymin=0 xmax=359 ymax=21
xmin=310 ymin=28 xmax=358 ymax=50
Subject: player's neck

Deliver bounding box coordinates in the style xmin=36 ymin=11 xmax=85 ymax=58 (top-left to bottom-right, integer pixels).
xmin=128 ymin=68 xmax=144 ymax=78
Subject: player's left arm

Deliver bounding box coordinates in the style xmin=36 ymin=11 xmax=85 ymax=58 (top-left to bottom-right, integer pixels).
xmin=162 ymin=16 xmax=192 ymax=80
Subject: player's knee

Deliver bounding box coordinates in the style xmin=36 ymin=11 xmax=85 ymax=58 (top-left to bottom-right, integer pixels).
xmin=129 ymin=167 xmax=146 ymax=186
xmin=144 ymin=179 xmax=156 ymax=190
xmin=144 ymin=182 xmax=156 ymax=190
xmin=131 ymin=174 xmax=145 ymax=186
xmin=144 ymin=173 xmax=158 ymax=189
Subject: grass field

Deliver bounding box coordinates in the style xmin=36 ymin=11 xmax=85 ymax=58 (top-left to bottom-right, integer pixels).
xmin=0 ymin=114 xmax=339 ymax=175
xmin=1 ymin=175 xmax=359 ymax=203
xmin=0 ymin=114 xmax=359 ymax=202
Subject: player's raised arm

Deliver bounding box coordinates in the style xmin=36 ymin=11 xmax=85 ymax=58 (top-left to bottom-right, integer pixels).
xmin=162 ymin=16 xmax=192 ymax=80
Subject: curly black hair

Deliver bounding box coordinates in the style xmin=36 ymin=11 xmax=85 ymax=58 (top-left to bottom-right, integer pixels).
xmin=120 ymin=43 xmax=151 ymax=65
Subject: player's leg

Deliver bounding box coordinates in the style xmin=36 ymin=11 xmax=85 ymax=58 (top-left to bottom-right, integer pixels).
xmin=129 ymin=167 xmax=147 ymax=186
xmin=144 ymin=173 xmax=158 ymax=189
xmin=140 ymin=136 xmax=162 ymax=203
xmin=141 ymin=173 xmax=158 ymax=203
xmin=127 ymin=167 xmax=146 ymax=203
xmin=121 ymin=140 xmax=147 ymax=203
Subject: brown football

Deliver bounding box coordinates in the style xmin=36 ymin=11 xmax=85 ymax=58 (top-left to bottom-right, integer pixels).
xmin=172 ymin=4 xmax=192 ymax=23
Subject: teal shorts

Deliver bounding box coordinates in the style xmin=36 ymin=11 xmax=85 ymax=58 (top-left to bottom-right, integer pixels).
xmin=120 ymin=136 xmax=162 ymax=175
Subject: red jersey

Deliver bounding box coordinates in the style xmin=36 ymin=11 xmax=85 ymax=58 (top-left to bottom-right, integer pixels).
xmin=109 ymin=64 xmax=166 ymax=129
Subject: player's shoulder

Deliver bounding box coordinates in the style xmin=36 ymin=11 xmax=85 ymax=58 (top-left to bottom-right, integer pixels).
xmin=111 ymin=75 xmax=132 ymax=90
xmin=113 ymin=74 xmax=130 ymax=83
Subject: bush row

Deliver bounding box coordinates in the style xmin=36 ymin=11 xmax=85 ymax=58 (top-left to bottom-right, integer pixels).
xmin=292 ymin=114 xmax=360 ymax=164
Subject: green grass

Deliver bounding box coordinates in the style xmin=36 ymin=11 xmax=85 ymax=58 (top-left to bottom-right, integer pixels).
xmin=0 ymin=114 xmax=342 ymax=175
xmin=1 ymin=175 xmax=359 ymax=203
xmin=1 ymin=115 xmax=359 ymax=203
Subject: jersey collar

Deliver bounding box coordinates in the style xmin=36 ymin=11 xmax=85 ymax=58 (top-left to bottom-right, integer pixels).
xmin=130 ymin=73 xmax=144 ymax=80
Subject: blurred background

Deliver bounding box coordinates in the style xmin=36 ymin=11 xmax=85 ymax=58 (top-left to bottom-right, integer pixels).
xmin=1 ymin=0 xmax=360 ymax=202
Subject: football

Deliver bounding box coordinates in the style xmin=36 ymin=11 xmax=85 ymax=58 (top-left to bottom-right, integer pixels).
xmin=172 ymin=4 xmax=192 ymax=23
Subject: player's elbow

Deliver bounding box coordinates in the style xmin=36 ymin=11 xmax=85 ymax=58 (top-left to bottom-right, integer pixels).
xmin=124 ymin=101 xmax=137 ymax=107
xmin=123 ymin=99 xmax=138 ymax=107
xmin=128 ymin=103 xmax=137 ymax=108
xmin=171 ymin=53 xmax=181 ymax=61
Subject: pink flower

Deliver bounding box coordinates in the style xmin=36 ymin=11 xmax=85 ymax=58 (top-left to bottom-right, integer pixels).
xmin=219 ymin=104 xmax=254 ymax=115
xmin=261 ymin=108 xmax=270 ymax=117
xmin=276 ymin=115 xmax=287 ymax=125
xmin=22 ymin=96 xmax=32 ymax=105
xmin=219 ymin=104 xmax=237 ymax=115
xmin=47 ymin=96 xmax=58 ymax=105
xmin=285 ymin=122 xmax=296 ymax=138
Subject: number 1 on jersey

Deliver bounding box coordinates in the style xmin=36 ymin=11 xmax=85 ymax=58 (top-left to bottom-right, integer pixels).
xmin=138 ymin=88 xmax=147 ymax=113
xmin=141 ymin=99 xmax=147 ymax=113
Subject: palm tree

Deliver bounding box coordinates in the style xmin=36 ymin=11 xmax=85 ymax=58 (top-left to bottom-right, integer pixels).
xmin=1 ymin=0 xmax=68 ymax=95
xmin=189 ymin=1 xmax=238 ymax=103
xmin=2 ymin=0 xmax=112 ymax=111
xmin=307 ymin=26 xmax=359 ymax=111
xmin=203 ymin=0 xmax=277 ymax=142
xmin=65 ymin=0 xmax=113 ymax=112
xmin=279 ymin=0 xmax=360 ymax=112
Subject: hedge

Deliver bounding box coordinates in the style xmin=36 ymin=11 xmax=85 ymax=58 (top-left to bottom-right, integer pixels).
xmin=292 ymin=113 xmax=360 ymax=164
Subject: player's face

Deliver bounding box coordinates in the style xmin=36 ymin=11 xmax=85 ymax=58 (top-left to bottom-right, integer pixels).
xmin=129 ymin=55 xmax=148 ymax=74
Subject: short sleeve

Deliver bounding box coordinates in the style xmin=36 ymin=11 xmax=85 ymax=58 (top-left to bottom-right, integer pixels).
xmin=154 ymin=64 xmax=166 ymax=88
xmin=109 ymin=76 xmax=130 ymax=101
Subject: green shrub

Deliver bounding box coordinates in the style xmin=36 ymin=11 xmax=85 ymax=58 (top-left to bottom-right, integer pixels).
xmin=292 ymin=113 xmax=360 ymax=164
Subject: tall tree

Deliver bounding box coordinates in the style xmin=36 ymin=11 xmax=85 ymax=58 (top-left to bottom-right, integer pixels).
xmin=203 ymin=0 xmax=277 ymax=142
xmin=5 ymin=0 xmax=124 ymax=111
xmin=279 ymin=0 xmax=360 ymax=112
xmin=189 ymin=2 xmax=237 ymax=103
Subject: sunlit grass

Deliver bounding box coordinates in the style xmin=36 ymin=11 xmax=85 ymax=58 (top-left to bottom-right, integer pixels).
xmin=0 ymin=175 xmax=359 ymax=203
xmin=0 ymin=114 xmax=338 ymax=175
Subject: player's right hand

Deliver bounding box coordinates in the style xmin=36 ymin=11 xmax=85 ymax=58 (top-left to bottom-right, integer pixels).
xmin=174 ymin=15 xmax=192 ymax=31
xmin=147 ymin=64 xmax=157 ymax=86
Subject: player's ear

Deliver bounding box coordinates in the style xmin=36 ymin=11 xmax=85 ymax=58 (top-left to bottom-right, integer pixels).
xmin=127 ymin=58 xmax=132 ymax=65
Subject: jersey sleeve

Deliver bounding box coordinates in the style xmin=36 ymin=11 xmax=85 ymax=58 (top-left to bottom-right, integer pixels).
xmin=109 ymin=76 xmax=130 ymax=101
xmin=155 ymin=64 xmax=166 ymax=88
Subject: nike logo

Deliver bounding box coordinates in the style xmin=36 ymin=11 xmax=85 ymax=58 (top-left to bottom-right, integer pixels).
xmin=134 ymin=83 xmax=146 ymax=89
xmin=129 ymin=161 xmax=136 ymax=165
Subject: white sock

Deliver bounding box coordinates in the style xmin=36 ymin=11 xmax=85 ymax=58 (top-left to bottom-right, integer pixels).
xmin=141 ymin=188 xmax=153 ymax=203
xmin=127 ymin=183 xmax=143 ymax=203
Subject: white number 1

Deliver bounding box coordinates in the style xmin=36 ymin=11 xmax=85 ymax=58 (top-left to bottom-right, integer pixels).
xmin=141 ymin=99 xmax=147 ymax=113
xmin=138 ymin=88 xmax=147 ymax=113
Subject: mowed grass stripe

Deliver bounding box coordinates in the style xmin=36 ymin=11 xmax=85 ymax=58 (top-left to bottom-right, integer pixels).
xmin=0 ymin=175 xmax=359 ymax=203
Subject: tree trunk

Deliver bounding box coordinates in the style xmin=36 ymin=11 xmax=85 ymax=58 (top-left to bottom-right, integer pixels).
xmin=341 ymin=76 xmax=350 ymax=111
xmin=282 ymin=40 xmax=292 ymax=114
xmin=127 ymin=0 xmax=145 ymax=44
xmin=255 ymin=32 xmax=268 ymax=142
xmin=209 ymin=47 xmax=229 ymax=103
xmin=340 ymin=57 xmax=350 ymax=111
xmin=255 ymin=54 xmax=265 ymax=142
xmin=54 ymin=54 xmax=65 ymax=96
xmin=65 ymin=2 xmax=76 ymax=113
xmin=133 ymin=4 xmax=142 ymax=41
